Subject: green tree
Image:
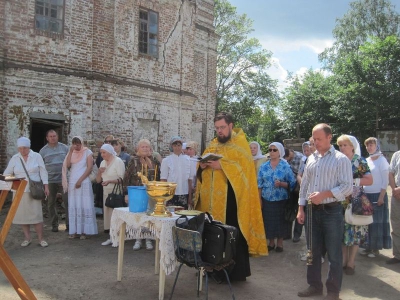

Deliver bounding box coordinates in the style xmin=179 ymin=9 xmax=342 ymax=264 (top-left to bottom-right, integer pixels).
xmin=320 ymin=0 xmax=400 ymax=69
xmin=330 ymin=35 xmax=400 ymax=140
xmin=214 ymin=0 xmax=278 ymax=141
xmin=280 ymin=69 xmax=336 ymax=139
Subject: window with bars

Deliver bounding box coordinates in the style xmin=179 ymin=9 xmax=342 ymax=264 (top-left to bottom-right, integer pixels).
xmin=139 ymin=9 xmax=158 ymax=58
xmin=35 ymin=0 xmax=64 ymax=34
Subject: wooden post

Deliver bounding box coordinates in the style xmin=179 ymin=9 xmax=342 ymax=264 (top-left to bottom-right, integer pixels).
xmin=0 ymin=179 xmax=37 ymax=299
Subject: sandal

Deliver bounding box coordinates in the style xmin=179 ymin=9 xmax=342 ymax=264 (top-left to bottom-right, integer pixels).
xmin=21 ymin=240 xmax=32 ymax=247
xmin=268 ymin=245 xmax=275 ymax=251
xmin=39 ymin=240 xmax=49 ymax=247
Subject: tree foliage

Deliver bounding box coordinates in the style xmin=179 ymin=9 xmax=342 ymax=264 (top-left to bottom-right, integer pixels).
xmin=331 ymin=35 xmax=400 ymax=140
xmin=280 ymin=70 xmax=336 ymax=139
xmin=320 ymin=0 xmax=400 ymax=69
xmin=214 ymin=0 xmax=279 ymax=145
xmin=281 ymin=0 xmax=400 ymax=143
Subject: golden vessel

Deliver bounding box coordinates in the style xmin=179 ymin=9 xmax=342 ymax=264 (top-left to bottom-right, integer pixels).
xmin=137 ymin=172 xmax=177 ymax=217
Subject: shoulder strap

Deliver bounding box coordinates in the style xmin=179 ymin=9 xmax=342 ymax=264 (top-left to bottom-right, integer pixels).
xmin=19 ymin=158 xmax=31 ymax=182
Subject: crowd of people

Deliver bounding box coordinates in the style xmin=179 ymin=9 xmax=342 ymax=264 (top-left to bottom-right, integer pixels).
xmin=2 ymin=114 xmax=400 ymax=300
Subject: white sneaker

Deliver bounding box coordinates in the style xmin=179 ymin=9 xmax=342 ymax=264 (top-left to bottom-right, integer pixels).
xmin=300 ymin=253 xmax=307 ymax=261
xmin=133 ymin=240 xmax=142 ymax=251
xmin=146 ymin=239 xmax=153 ymax=250
xmin=101 ymin=239 xmax=112 ymax=246
xmin=368 ymin=250 xmax=379 ymax=258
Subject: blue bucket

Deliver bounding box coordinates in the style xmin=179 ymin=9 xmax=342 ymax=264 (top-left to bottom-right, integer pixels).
xmin=127 ymin=186 xmax=148 ymax=213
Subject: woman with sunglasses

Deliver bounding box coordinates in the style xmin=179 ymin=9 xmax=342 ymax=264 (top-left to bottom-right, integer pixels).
xmin=258 ymin=142 xmax=296 ymax=252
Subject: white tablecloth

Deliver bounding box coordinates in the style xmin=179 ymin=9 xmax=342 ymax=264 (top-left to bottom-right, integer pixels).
xmin=110 ymin=207 xmax=179 ymax=275
xmin=0 ymin=181 xmax=12 ymax=190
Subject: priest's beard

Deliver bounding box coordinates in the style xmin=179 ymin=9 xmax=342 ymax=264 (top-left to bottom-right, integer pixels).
xmin=217 ymin=131 xmax=232 ymax=144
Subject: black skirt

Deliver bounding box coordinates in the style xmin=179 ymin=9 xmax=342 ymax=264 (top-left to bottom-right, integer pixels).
xmin=262 ymin=199 xmax=288 ymax=239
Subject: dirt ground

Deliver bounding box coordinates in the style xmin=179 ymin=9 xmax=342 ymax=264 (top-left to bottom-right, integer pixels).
xmin=1 ymin=196 xmax=400 ymax=300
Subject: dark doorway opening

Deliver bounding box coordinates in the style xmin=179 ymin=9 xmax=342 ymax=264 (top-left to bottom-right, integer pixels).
xmin=30 ymin=118 xmax=65 ymax=153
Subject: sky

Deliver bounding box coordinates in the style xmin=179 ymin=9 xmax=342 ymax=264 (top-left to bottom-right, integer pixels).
xmin=228 ymin=0 xmax=399 ymax=90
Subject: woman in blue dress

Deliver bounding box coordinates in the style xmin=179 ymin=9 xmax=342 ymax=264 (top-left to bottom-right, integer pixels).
xmin=258 ymin=142 xmax=296 ymax=252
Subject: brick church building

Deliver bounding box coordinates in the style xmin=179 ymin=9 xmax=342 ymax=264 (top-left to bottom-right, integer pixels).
xmin=0 ymin=0 xmax=218 ymax=169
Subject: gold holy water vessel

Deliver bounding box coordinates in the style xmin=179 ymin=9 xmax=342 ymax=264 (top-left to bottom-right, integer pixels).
xmin=137 ymin=172 xmax=177 ymax=217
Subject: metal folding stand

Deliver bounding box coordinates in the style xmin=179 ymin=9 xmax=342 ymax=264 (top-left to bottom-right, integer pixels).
xmin=0 ymin=179 xmax=37 ymax=300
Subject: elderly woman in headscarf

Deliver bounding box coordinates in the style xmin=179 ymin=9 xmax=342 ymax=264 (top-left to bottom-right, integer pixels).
xmin=4 ymin=137 xmax=49 ymax=247
xmin=362 ymin=137 xmax=391 ymax=258
xmin=63 ymin=136 xmax=98 ymax=239
xmin=257 ymin=142 xmax=296 ymax=252
xmin=122 ymin=139 xmax=160 ymax=251
xmin=97 ymin=143 xmax=125 ymax=246
xmin=337 ymin=134 xmax=373 ymax=275
xmin=250 ymin=141 xmax=268 ymax=175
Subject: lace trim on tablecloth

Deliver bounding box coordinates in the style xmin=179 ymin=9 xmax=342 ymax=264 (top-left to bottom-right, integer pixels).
xmin=110 ymin=209 xmax=178 ymax=275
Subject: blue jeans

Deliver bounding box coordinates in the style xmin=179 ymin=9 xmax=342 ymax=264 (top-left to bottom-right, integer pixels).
xmin=307 ymin=204 xmax=343 ymax=295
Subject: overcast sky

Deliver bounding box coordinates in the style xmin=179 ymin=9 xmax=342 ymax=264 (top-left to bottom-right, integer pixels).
xmin=228 ymin=0 xmax=399 ymax=89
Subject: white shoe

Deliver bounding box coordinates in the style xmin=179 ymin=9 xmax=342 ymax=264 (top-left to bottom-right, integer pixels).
xmin=368 ymin=250 xmax=379 ymax=258
xmin=133 ymin=240 xmax=142 ymax=251
xmin=300 ymin=253 xmax=307 ymax=261
xmin=101 ymin=239 xmax=112 ymax=246
xmin=146 ymin=240 xmax=153 ymax=250
xmin=360 ymin=249 xmax=370 ymax=256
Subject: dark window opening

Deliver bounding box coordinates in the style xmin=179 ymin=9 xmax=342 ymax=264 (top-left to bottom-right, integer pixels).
xmin=35 ymin=0 xmax=64 ymax=35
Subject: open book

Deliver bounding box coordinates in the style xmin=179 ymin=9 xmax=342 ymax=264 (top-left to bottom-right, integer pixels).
xmin=0 ymin=174 xmax=25 ymax=181
xmin=197 ymin=153 xmax=223 ymax=163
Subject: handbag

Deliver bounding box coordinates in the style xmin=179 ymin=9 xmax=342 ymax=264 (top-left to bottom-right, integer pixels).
xmin=284 ymin=182 xmax=298 ymax=222
xmin=105 ymin=178 xmax=126 ymax=208
xmin=345 ymin=203 xmax=373 ymax=226
xmin=20 ymin=158 xmax=45 ymax=200
xmin=351 ymin=187 xmax=373 ymax=216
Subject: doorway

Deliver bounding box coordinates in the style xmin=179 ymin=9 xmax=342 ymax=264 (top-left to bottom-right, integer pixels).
xmin=30 ymin=118 xmax=65 ymax=152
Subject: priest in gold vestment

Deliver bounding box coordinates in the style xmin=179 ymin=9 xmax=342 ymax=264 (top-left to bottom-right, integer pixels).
xmin=195 ymin=112 xmax=267 ymax=281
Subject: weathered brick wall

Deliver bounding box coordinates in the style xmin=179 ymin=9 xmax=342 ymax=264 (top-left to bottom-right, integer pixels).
xmin=0 ymin=0 xmax=217 ymax=169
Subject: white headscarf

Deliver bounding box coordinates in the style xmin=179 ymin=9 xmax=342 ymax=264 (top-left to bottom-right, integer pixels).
xmin=347 ymin=135 xmax=361 ymax=156
xmin=269 ymin=142 xmax=285 ymax=159
xmin=250 ymin=141 xmax=265 ymax=160
xmin=101 ymin=144 xmax=117 ymax=156
xmin=17 ymin=137 xmax=31 ymax=148
xmin=367 ymin=137 xmax=382 ymax=158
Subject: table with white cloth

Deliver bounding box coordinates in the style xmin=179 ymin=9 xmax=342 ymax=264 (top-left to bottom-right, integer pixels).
xmin=110 ymin=207 xmax=180 ymax=300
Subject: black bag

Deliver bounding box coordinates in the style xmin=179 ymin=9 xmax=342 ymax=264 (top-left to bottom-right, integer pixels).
xmin=93 ymin=182 xmax=104 ymax=208
xmin=284 ymin=183 xmax=298 ymax=222
xmin=201 ymin=213 xmax=237 ymax=265
xmin=175 ymin=213 xmax=206 ymax=265
xmin=20 ymin=158 xmax=45 ymax=200
xmin=105 ymin=179 xmax=126 ymax=208
xmin=175 ymin=213 xmax=205 ymax=234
